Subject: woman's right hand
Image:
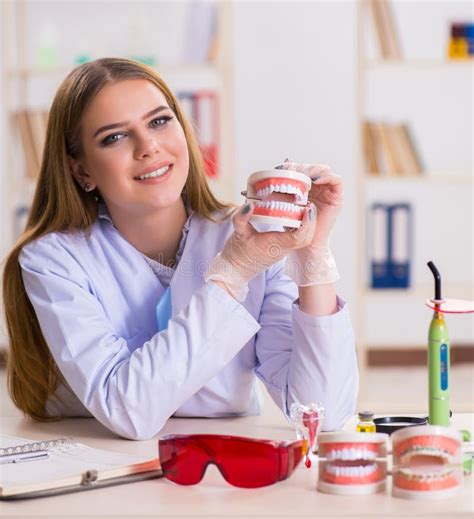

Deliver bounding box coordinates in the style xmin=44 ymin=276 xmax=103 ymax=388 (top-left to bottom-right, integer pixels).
xmin=220 ymin=201 xmax=317 ymax=284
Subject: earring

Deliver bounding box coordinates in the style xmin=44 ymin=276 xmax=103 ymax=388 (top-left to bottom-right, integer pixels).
xmin=83 ymin=183 xmax=95 ymax=192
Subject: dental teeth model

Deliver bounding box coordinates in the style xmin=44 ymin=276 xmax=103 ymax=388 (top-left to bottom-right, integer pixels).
xmin=391 ymin=425 xmax=463 ymax=500
xmin=243 ymin=169 xmax=312 ymax=229
xmin=317 ymin=432 xmax=388 ymax=495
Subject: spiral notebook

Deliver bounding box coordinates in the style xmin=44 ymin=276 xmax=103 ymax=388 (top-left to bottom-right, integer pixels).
xmin=0 ymin=435 xmax=161 ymax=500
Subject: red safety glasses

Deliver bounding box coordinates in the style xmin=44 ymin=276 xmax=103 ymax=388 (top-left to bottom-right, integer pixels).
xmin=158 ymin=434 xmax=308 ymax=488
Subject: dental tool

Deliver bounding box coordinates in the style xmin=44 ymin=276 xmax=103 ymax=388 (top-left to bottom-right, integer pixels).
xmin=425 ymin=262 xmax=474 ymax=426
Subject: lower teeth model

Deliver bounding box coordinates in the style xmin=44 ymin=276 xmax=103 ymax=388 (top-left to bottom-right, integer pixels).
xmin=391 ymin=425 xmax=463 ymax=500
xmin=243 ymin=169 xmax=312 ymax=229
xmin=317 ymin=432 xmax=388 ymax=495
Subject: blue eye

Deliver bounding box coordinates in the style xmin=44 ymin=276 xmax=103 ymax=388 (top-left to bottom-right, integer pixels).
xmin=101 ymin=116 xmax=174 ymax=146
xmin=150 ymin=115 xmax=173 ymax=127
xmin=101 ymin=133 xmax=125 ymax=146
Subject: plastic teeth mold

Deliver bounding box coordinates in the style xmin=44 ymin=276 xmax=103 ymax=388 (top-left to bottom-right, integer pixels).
xmin=317 ymin=432 xmax=388 ymax=495
xmin=391 ymin=425 xmax=463 ymax=500
xmin=244 ymin=169 xmax=312 ymax=229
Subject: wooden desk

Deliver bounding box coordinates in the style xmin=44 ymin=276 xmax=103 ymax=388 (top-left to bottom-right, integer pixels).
xmin=0 ymin=412 xmax=473 ymax=518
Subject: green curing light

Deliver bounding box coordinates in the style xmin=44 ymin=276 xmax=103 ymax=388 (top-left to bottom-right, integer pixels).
xmin=427 ymin=261 xmax=450 ymax=426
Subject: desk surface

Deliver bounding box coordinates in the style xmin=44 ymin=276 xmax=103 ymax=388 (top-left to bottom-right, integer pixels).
xmin=1 ymin=411 xmax=473 ymax=518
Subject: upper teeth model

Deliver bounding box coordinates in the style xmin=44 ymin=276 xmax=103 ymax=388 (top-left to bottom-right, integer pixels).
xmin=317 ymin=432 xmax=388 ymax=495
xmin=135 ymin=165 xmax=170 ymax=180
xmin=391 ymin=425 xmax=463 ymax=500
xmin=243 ymin=169 xmax=312 ymax=229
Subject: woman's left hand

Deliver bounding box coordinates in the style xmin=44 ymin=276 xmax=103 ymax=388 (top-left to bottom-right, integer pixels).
xmin=277 ymin=161 xmax=343 ymax=245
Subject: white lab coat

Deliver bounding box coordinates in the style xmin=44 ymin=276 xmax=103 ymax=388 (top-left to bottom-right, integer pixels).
xmin=19 ymin=207 xmax=358 ymax=440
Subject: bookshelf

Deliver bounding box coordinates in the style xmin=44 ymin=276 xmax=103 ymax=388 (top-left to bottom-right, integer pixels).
xmin=356 ymin=1 xmax=474 ymax=387
xmin=0 ymin=1 xmax=237 ymax=350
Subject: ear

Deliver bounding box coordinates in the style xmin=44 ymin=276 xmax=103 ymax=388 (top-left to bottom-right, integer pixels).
xmin=68 ymin=156 xmax=94 ymax=189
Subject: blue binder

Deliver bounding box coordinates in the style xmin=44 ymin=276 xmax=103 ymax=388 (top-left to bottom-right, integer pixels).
xmin=369 ymin=202 xmax=412 ymax=289
xmin=370 ymin=203 xmax=390 ymax=288
xmin=389 ymin=203 xmax=412 ymax=288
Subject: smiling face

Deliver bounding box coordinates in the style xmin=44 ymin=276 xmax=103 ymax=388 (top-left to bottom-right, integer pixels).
xmin=69 ymin=79 xmax=189 ymax=217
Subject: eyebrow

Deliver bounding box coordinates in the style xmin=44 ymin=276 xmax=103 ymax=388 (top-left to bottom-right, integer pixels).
xmin=93 ymin=105 xmax=171 ymax=138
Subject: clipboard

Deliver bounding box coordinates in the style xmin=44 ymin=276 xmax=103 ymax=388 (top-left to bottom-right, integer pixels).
xmin=0 ymin=435 xmax=162 ymax=500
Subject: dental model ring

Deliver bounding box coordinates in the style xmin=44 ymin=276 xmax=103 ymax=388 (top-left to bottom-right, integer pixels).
xmin=425 ymin=298 xmax=474 ymax=314
xmin=242 ymin=169 xmax=312 ymax=228
xmin=392 ymin=425 xmax=463 ymax=500
xmin=317 ymin=432 xmax=388 ymax=495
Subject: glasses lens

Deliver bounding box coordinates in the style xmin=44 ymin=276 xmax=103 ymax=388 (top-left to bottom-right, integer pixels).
xmin=159 ymin=439 xmax=209 ymax=485
xmin=218 ymin=438 xmax=280 ymax=488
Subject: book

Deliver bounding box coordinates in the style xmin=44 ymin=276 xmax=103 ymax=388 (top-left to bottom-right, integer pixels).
xmin=177 ymin=90 xmax=220 ymax=178
xmin=182 ymin=1 xmax=218 ymax=64
xmin=194 ymin=90 xmax=219 ymax=179
xmin=28 ymin=110 xmax=48 ymax=171
xmin=362 ymin=120 xmax=424 ymax=177
xmin=398 ymin=123 xmax=423 ymax=175
xmin=378 ymin=0 xmax=402 ymax=60
xmin=0 ymin=435 xmax=161 ymax=500
xmin=377 ymin=122 xmax=399 ymax=176
xmin=367 ymin=0 xmax=402 ymax=60
xmin=15 ymin=111 xmax=38 ymax=180
xmin=369 ymin=121 xmax=390 ymax=175
xmin=362 ymin=121 xmax=379 ymax=175
xmin=368 ymin=0 xmax=391 ymax=59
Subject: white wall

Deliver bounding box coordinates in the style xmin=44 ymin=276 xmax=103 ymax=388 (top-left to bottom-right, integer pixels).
xmin=231 ymin=0 xmax=359 ymax=311
xmin=1 ymin=1 xmax=472 ymax=349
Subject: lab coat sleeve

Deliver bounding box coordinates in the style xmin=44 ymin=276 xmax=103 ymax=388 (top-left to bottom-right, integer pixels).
xmin=19 ymin=241 xmax=261 ymax=440
xmin=254 ymin=259 xmax=358 ymax=431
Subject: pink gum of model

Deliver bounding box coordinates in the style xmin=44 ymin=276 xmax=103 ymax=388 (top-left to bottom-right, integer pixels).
xmin=391 ymin=425 xmax=463 ymax=500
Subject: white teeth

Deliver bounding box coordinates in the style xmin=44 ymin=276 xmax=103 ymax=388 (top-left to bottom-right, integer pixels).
xmin=136 ymin=165 xmax=170 ymax=180
xmin=254 ymin=200 xmax=304 ymax=213
xmin=254 ymin=183 xmax=306 ymax=198
xmin=325 ymin=464 xmax=377 ymax=477
xmin=326 ymin=448 xmax=377 ymax=461
xmin=398 ymin=467 xmax=453 ymax=480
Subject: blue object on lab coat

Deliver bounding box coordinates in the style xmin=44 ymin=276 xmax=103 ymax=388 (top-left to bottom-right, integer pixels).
xmin=156 ymin=286 xmax=172 ymax=332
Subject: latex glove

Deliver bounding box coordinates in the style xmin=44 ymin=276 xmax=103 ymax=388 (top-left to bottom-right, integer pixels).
xmin=205 ymin=201 xmax=317 ymax=300
xmin=276 ymin=160 xmax=343 ymax=286
xmin=276 ymin=160 xmax=343 ymax=245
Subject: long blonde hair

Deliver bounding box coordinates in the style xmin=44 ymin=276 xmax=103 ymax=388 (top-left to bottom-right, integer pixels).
xmin=3 ymin=57 xmax=233 ymax=421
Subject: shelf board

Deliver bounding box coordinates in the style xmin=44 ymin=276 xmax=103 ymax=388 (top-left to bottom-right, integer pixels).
xmin=365 ymin=283 xmax=473 ymax=299
xmin=364 ymin=59 xmax=474 ymax=68
xmin=5 ymin=61 xmax=221 ymax=78
xmin=364 ymin=173 xmax=473 ymax=184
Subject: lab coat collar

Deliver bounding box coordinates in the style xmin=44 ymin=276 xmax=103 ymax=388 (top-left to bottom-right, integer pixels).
xmin=96 ymin=197 xmax=229 ymax=320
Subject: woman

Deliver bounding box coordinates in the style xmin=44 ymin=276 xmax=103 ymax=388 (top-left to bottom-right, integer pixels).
xmin=3 ymin=58 xmax=358 ymax=440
